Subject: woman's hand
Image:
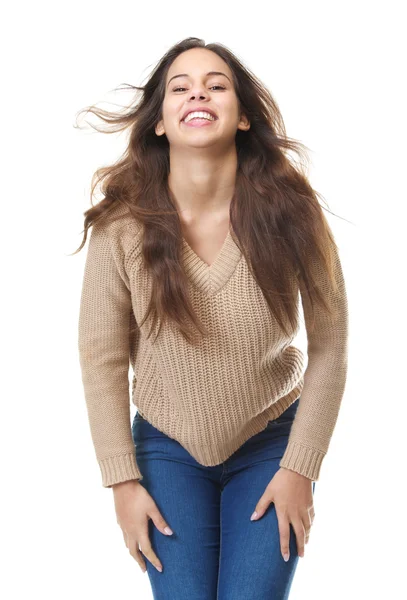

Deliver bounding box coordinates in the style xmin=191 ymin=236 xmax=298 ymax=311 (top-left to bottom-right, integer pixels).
xmin=250 ymin=467 xmax=315 ymax=561
xmin=112 ymin=480 xmax=174 ymax=573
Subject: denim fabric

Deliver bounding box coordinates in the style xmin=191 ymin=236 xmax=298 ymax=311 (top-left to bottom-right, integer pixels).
xmin=131 ymin=397 xmax=316 ymax=599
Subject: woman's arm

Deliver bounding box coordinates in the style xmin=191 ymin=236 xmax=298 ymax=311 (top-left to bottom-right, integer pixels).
xmin=78 ymin=219 xmax=143 ymax=488
xmin=279 ymin=238 xmax=349 ymax=481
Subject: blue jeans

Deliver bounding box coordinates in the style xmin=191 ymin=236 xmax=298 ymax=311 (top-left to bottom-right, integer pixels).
xmin=131 ymin=397 xmax=316 ymax=599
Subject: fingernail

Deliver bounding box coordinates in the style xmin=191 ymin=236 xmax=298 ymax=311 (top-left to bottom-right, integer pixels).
xmin=164 ymin=526 xmax=173 ymax=535
xmin=250 ymin=511 xmax=258 ymax=520
xmin=156 ymin=564 xmax=163 ymax=572
xmin=283 ymin=553 xmax=289 ymax=562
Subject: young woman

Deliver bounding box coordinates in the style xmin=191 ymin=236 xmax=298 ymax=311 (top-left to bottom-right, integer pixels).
xmin=76 ymin=37 xmax=348 ymax=599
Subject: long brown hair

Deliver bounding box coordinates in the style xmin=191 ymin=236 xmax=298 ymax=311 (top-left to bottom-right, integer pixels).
xmin=72 ymin=36 xmax=345 ymax=345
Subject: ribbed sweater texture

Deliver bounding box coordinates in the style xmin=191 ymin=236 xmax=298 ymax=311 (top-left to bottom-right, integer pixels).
xmin=78 ymin=204 xmax=349 ymax=488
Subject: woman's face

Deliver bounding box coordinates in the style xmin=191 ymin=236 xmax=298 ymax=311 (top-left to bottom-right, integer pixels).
xmin=155 ymin=47 xmax=250 ymax=150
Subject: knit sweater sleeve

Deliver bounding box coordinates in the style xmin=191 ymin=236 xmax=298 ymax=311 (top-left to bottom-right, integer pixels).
xmin=279 ymin=239 xmax=349 ymax=481
xmin=77 ymin=218 xmax=143 ymax=488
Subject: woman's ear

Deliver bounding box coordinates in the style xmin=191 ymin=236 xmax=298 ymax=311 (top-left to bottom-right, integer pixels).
xmin=155 ymin=120 xmax=165 ymax=136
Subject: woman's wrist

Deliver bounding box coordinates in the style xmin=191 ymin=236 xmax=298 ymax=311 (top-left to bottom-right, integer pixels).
xmin=112 ymin=479 xmax=141 ymax=491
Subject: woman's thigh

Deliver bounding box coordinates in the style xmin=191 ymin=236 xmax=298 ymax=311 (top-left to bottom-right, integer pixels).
xmin=132 ymin=398 xmax=315 ymax=600
xmin=131 ymin=414 xmax=222 ymax=600
xmin=217 ymin=398 xmax=316 ymax=600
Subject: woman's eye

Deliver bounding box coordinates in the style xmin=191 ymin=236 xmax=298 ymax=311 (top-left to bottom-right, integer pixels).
xmin=173 ymin=85 xmax=226 ymax=92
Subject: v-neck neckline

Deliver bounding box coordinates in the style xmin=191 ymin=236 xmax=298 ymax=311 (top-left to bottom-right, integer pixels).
xmin=181 ymin=226 xmax=242 ymax=296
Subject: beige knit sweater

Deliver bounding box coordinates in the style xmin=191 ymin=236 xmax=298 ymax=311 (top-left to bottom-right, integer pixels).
xmin=78 ymin=204 xmax=348 ymax=488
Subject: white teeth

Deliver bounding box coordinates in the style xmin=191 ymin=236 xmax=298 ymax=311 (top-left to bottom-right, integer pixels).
xmin=183 ymin=111 xmax=216 ymax=123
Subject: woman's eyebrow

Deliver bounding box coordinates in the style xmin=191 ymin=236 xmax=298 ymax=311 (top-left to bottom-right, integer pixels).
xmin=167 ymin=71 xmax=231 ymax=87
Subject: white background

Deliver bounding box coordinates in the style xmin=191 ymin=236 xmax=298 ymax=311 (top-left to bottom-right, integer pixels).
xmin=2 ymin=0 xmax=405 ymax=598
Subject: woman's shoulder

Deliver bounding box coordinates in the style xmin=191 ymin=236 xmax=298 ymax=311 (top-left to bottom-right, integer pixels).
xmin=102 ymin=202 xmax=142 ymax=234
xmin=99 ymin=202 xmax=144 ymax=270
xmin=96 ymin=201 xmax=141 ymax=244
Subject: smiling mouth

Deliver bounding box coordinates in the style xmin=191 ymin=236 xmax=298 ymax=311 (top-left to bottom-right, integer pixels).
xmin=182 ymin=117 xmax=217 ymax=123
xmin=181 ymin=111 xmax=218 ymax=123
xmin=181 ymin=118 xmax=218 ymax=128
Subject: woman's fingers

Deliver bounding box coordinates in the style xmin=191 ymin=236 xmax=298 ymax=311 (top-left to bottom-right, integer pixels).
xmin=149 ymin=504 xmax=174 ymax=538
xmin=303 ymin=506 xmax=313 ymax=544
xmin=275 ymin=509 xmax=291 ymax=562
xmin=122 ymin=524 xmax=162 ymax=573
xmin=250 ymin=470 xmax=315 ymax=561
xmin=290 ymin=517 xmax=306 ymax=558
xmin=138 ymin=531 xmax=163 ymax=572
xmin=308 ymin=503 xmax=315 ymax=526
xmin=114 ymin=481 xmax=174 ymax=574
xmin=127 ymin=536 xmax=147 ymax=572
xmin=276 ymin=508 xmax=311 ymax=560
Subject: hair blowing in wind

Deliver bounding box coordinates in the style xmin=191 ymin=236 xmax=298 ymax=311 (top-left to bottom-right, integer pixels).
xmin=72 ymin=36 xmax=343 ymax=345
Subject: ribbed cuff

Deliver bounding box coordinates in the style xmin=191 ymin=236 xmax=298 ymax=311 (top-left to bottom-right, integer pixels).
xmin=279 ymin=440 xmax=325 ymax=481
xmin=98 ymin=452 xmax=143 ymax=488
